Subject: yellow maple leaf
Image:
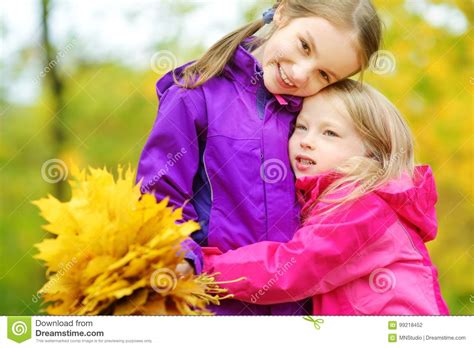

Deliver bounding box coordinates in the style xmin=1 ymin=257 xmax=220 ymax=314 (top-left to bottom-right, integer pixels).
xmin=33 ymin=163 xmax=235 ymax=315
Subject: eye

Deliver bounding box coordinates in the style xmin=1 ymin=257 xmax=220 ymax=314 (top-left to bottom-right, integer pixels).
xmin=323 ymin=129 xmax=338 ymax=137
xmin=295 ymin=123 xmax=307 ymax=131
xmin=300 ymin=39 xmax=310 ymax=55
xmin=320 ymin=70 xmax=330 ymax=83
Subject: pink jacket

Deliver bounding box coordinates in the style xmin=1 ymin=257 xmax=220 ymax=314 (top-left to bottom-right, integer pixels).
xmin=203 ymin=165 xmax=449 ymax=315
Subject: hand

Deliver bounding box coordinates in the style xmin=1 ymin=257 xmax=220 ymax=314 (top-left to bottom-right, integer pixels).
xmin=175 ymin=260 xmax=194 ymax=277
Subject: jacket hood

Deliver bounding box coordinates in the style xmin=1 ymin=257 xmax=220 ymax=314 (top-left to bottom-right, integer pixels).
xmin=295 ymin=165 xmax=438 ymax=242
xmin=155 ymin=61 xmax=194 ymax=99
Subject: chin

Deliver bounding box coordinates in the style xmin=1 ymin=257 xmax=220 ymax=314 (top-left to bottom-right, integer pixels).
xmin=263 ymin=78 xmax=280 ymax=95
xmin=292 ymin=170 xmax=303 ymax=179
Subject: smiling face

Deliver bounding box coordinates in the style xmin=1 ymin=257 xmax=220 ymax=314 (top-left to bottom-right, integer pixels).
xmin=289 ymin=93 xmax=367 ymax=178
xmin=253 ymin=14 xmax=360 ymax=97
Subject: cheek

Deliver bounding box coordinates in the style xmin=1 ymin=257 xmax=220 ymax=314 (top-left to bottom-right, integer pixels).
xmin=319 ymin=140 xmax=349 ymax=159
xmin=328 ymin=139 xmax=364 ymax=164
xmin=288 ymin=137 xmax=297 ymax=155
xmin=299 ymin=79 xmax=325 ymax=97
xmin=346 ymin=137 xmax=366 ymax=157
xmin=265 ymin=38 xmax=294 ymax=63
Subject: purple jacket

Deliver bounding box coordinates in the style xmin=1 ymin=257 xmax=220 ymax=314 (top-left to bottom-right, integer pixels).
xmin=136 ymin=39 xmax=310 ymax=315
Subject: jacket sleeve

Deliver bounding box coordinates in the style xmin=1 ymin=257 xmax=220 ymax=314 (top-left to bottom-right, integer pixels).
xmin=203 ymin=196 xmax=402 ymax=304
xmin=136 ymin=83 xmax=206 ymax=273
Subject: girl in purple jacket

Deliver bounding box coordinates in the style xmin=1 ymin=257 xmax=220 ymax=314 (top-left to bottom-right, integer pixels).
xmin=136 ymin=0 xmax=382 ymax=315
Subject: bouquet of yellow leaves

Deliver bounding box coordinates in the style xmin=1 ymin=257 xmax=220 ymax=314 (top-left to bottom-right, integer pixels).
xmin=33 ymin=163 xmax=232 ymax=315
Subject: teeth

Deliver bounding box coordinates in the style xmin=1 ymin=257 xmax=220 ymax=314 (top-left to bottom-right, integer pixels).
xmin=298 ymin=158 xmax=315 ymax=165
xmin=279 ymin=65 xmax=295 ymax=87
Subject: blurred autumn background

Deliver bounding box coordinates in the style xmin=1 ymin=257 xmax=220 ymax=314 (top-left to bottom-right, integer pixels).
xmin=1 ymin=0 xmax=472 ymax=315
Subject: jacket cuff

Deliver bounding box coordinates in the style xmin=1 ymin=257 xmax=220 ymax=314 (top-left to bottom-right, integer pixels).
xmin=181 ymin=239 xmax=204 ymax=275
xmin=201 ymin=247 xmax=224 ymax=274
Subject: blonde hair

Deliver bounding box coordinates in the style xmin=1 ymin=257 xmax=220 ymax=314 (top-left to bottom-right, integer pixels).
xmin=301 ymin=79 xmax=415 ymax=220
xmin=176 ymin=0 xmax=382 ymax=88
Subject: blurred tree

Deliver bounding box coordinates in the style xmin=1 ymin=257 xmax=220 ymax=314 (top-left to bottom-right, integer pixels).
xmin=40 ymin=0 xmax=67 ymax=199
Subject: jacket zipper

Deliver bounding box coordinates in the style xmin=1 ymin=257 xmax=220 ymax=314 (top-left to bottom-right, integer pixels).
xmin=261 ymin=120 xmax=269 ymax=240
xmin=203 ymin=149 xmax=214 ymax=203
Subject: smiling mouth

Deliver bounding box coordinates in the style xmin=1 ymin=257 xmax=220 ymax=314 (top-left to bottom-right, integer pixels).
xmin=296 ymin=155 xmax=316 ymax=166
xmin=278 ymin=63 xmax=295 ymax=88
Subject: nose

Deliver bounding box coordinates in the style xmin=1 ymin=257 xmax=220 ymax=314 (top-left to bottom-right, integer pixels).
xmin=292 ymin=60 xmax=316 ymax=86
xmin=300 ymin=135 xmax=315 ymax=150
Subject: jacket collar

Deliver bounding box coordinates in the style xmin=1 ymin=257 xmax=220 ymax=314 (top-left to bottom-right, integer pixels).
xmin=294 ymin=165 xmax=439 ymax=242
xmin=222 ymin=36 xmax=303 ymax=112
xmin=295 ymin=171 xmax=342 ymax=206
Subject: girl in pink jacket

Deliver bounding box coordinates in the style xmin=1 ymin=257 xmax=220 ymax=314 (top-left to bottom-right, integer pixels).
xmin=203 ymin=79 xmax=449 ymax=315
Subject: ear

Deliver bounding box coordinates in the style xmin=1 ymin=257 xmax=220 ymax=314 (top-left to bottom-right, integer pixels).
xmin=273 ymin=4 xmax=286 ymax=27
